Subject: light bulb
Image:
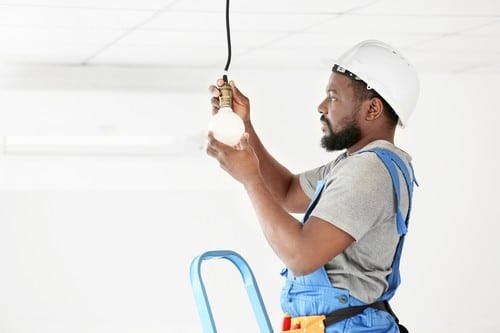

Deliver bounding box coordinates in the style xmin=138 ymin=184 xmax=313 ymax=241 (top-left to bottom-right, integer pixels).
xmin=208 ymin=75 xmax=245 ymax=146
xmin=208 ymin=106 xmax=244 ymax=146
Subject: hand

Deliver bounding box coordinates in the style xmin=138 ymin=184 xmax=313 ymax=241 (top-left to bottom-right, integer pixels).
xmin=206 ymin=132 xmax=261 ymax=185
xmin=209 ymin=79 xmax=251 ymax=123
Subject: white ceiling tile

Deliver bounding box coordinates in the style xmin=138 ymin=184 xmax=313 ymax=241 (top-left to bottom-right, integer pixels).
xmin=170 ymin=0 xmax=379 ymax=14
xmin=229 ymin=12 xmax=333 ymax=33
xmin=0 ymin=26 xmax=123 ymax=44
xmin=355 ymin=0 xmax=500 ymax=16
xmin=234 ymin=47 xmax=325 ymax=71
xmin=0 ymin=0 xmax=499 ymax=73
xmin=140 ymin=11 xmax=222 ymax=32
xmin=92 ymin=53 xmax=217 ymax=68
xmin=407 ymin=33 xmax=500 ymax=73
xmin=463 ymin=19 xmax=500 ymax=35
xmin=93 ymin=28 xmax=286 ymax=67
xmin=227 ymin=30 xmax=296 ymax=53
xmin=0 ymin=44 xmax=107 ymax=64
xmin=406 ymin=49 xmax=489 ymax=73
xmin=93 ymin=45 xmax=218 ymax=67
xmin=0 ymin=1 xmax=174 ymax=10
xmin=114 ymin=29 xmax=219 ymax=47
xmin=307 ymin=14 xmax=496 ymax=36
xmin=0 ymin=7 xmax=150 ymax=29
xmin=146 ymin=11 xmax=330 ymax=34
xmin=414 ymin=34 xmax=500 ymax=53
xmin=0 ymin=25 xmax=128 ymax=64
xmin=263 ymin=31 xmax=429 ymax=63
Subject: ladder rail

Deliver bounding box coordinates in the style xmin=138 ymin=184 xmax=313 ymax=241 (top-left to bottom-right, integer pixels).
xmin=190 ymin=250 xmax=273 ymax=333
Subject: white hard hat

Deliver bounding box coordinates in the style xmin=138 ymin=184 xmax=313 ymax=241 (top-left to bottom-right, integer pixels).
xmin=333 ymin=40 xmax=419 ymax=127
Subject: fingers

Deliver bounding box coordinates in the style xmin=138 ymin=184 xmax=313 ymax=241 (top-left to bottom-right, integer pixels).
xmin=209 ymin=78 xmax=250 ymax=115
xmin=208 ymin=84 xmax=221 ymax=98
xmin=206 ymin=131 xmax=227 ymax=155
xmin=209 ymin=79 xmax=225 ymax=114
xmin=210 ymin=96 xmax=220 ymax=115
xmin=237 ymin=132 xmax=250 ymax=150
xmin=207 ymin=131 xmax=219 ymax=147
xmin=209 ymin=82 xmax=221 ymax=114
xmin=206 ymin=132 xmax=233 ymax=172
xmin=206 ymin=132 xmax=220 ymax=158
xmin=207 ymin=131 xmax=245 ymax=157
xmin=206 ymin=138 xmax=219 ymax=158
xmin=208 ymin=79 xmax=226 ymax=96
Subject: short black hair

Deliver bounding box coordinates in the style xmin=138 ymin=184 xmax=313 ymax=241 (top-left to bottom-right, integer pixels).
xmin=349 ymin=79 xmax=399 ymax=126
xmin=332 ymin=65 xmax=399 ymax=126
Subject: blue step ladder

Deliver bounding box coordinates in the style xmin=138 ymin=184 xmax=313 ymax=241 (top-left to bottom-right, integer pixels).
xmin=190 ymin=250 xmax=273 ymax=333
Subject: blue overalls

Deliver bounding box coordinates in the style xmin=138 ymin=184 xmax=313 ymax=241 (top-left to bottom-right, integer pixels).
xmin=280 ymin=148 xmax=417 ymax=333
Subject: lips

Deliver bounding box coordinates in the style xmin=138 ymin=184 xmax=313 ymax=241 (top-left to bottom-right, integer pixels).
xmin=320 ymin=115 xmax=330 ymax=132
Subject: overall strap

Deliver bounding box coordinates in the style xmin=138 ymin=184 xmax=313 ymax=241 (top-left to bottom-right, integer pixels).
xmin=362 ymin=148 xmax=417 ymax=301
xmin=280 ymin=179 xmax=328 ymax=281
xmin=323 ymin=148 xmax=416 ymax=331
xmin=302 ymin=179 xmax=326 ymax=224
xmin=368 ymin=148 xmax=416 ymax=235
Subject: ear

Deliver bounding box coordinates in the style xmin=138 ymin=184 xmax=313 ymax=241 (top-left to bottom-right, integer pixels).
xmin=365 ymin=97 xmax=384 ymax=121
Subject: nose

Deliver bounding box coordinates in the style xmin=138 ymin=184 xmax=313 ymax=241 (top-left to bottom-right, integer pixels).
xmin=318 ymin=97 xmax=329 ymax=115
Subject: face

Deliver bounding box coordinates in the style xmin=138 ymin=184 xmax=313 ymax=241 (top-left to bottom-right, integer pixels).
xmin=318 ymin=72 xmax=362 ymax=152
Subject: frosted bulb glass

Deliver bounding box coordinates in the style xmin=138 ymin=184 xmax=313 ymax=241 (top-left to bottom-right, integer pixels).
xmin=208 ymin=106 xmax=245 ymax=146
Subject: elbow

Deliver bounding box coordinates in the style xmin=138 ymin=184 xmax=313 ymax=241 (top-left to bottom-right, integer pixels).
xmin=284 ymin=253 xmax=323 ymax=277
xmin=287 ymin=264 xmax=319 ymax=277
xmin=282 ymin=176 xmax=309 ymax=214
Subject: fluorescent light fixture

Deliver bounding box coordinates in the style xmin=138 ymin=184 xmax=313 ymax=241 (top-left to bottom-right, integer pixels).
xmin=3 ymin=135 xmax=182 ymax=155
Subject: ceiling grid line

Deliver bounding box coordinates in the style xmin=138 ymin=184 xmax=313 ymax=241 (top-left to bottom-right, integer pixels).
xmin=80 ymin=0 xmax=181 ymax=65
xmin=227 ymin=0 xmax=386 ymax=67
xmin=0 ymin=0 xmax=498 ymax=73
xmin=402 ymin=17 xmax=500 ymax=50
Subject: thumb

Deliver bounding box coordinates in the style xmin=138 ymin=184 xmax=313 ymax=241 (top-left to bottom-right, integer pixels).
xmin=238 ymin=132 xmax=250 ymax=150
xmin=229 ymin=80 xmax=248 ymax=105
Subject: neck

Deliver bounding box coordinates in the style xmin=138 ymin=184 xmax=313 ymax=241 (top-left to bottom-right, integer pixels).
xmin=346 ymin=129 xmax=395 ymax=154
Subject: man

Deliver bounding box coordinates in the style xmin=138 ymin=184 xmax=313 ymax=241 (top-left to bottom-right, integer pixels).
xmin=207 ymin=40 xmax=419 ymax=333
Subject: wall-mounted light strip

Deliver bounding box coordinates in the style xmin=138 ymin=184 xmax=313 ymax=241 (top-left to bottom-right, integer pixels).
xmin=2 ymin=135 xmax=182 ymax=155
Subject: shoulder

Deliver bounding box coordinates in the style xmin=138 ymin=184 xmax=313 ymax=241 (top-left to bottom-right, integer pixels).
xmin=329 ymin=152 xmax=389 ymax=192
xmin=328 ymin=141 xmax=412 ymax=189
xmin=347 ymin=140 xmax=412 ymax=174
xmin=355 ymin=140 xmax=412 ymax=163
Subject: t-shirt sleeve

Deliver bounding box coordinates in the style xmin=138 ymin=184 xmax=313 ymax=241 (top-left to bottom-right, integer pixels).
xmin=299 ymin=168 xmax=323 ymax=199
xmin=308 ymin=153 xmax=394 ymax=241
xmin=299 ymin=155 xmax=345 ymax=199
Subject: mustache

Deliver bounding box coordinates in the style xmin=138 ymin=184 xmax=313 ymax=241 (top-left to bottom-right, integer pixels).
xmin=320 ymin=115 xmax=330 ymax=125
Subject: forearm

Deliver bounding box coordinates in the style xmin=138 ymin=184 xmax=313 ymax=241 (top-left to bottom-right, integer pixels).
xmin=244 ymin=175 xmax=355 ymax=276
xmin=244 ymin=120 xmax=298 ymax=207
xmin=209 ymin=79 xmax=306 ymax=210
xmin=243 ymin=176 xmax=305 ymax=268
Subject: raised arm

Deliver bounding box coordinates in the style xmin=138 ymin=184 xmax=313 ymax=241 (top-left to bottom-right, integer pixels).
xmin=206 ymin=79 xmax=354 ymax=275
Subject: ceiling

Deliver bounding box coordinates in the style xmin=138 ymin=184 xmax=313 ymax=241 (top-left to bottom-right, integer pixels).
xmin=0 ymin=0 xmax=499 ymax=75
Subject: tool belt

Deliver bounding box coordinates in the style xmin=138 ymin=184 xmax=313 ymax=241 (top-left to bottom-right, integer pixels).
xmin=281 ymin=301 xmax=408 ymax=333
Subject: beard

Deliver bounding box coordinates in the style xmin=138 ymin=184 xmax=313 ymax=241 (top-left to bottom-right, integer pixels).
xmin=320 ymin=116 xmax=361 ymax=152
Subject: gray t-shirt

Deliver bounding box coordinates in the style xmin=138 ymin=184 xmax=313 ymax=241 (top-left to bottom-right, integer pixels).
xmin=299 ymin=140 xmax=412 ymax=303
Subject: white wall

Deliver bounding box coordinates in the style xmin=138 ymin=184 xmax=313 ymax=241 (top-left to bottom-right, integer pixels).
xmin=0 ymin=66 xmax=499 ymax=333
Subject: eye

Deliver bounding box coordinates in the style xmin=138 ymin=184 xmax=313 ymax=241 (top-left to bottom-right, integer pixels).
xmin=327 ymin=91 xmax=336 ymax=102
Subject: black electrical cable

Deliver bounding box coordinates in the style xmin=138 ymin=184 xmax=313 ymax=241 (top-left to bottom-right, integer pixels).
xmin=223 ymin=0 xmax=231 ymax=72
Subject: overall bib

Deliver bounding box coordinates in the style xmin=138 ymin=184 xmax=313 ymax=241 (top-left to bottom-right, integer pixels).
xmin=280 ymin=148 xmax=416 ymax=333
